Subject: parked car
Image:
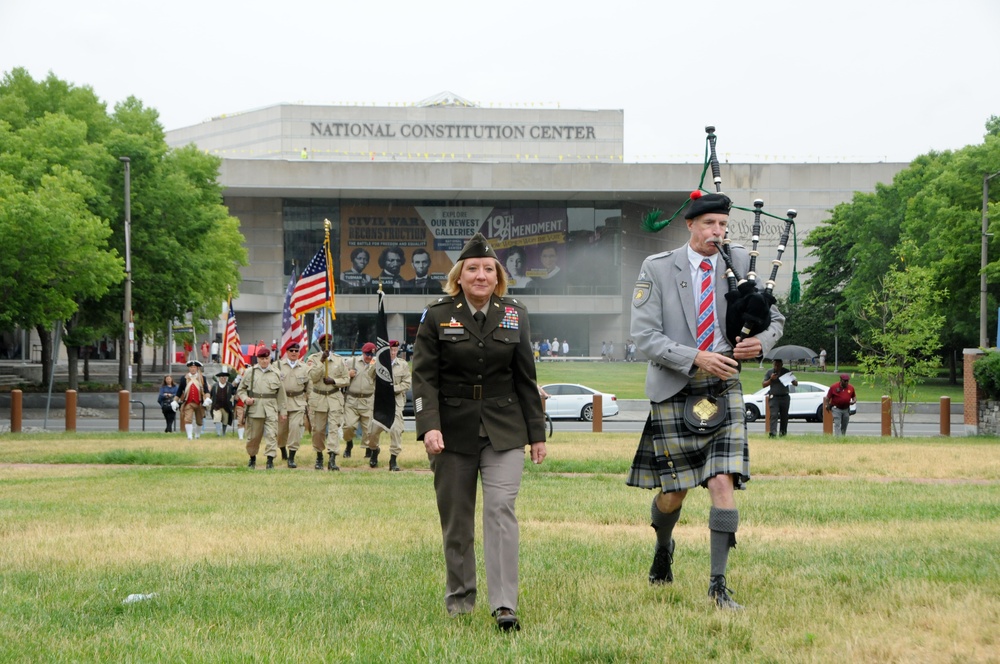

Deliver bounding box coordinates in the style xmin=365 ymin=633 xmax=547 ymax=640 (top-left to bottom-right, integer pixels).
xmin=744 ymin=380 xmax=857 ymax=423
xmin=540 ymin=383 xmax=619 ymax=421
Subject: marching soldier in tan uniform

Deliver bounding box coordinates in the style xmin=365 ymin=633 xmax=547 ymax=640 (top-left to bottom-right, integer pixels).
xmin=306 ymin=334 xmax=351 ymax=471
xmin=237 ymin=346 xmax=288 ymax=470
xmin=342 ymin=341 xmax=378 ymax=460
xmin=365 ymin=339 xmax=411 ymax=471
xmin=276 ymin=342 xmax=311 ymax=468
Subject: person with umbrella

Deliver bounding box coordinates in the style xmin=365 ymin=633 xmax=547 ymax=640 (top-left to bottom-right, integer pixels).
xmin=762 ymin=359 xmax=797 ymax=437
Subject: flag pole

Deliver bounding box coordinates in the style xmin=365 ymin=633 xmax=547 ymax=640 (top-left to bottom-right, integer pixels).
xmin=323 ymin=218 xmax=336 ymax=321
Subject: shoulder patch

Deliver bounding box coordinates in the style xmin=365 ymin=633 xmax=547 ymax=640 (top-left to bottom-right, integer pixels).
xmin=632 ymin=281 xmax=652 ymax=307
xmin=647 ymin=250 xmax=674 ymax=261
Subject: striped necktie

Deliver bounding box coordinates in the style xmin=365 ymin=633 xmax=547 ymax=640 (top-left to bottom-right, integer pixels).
xmin=696 ymin=260 xmax=715 ymax=352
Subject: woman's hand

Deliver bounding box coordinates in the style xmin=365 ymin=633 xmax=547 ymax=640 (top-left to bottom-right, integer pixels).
xmin=424 ymin=429 xmax=445 ymax=455
xmin=530 ymin=442 xmax=547 ymax=465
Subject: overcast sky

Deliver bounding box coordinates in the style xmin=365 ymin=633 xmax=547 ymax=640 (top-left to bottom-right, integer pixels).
xmin=2 ymin=0 xmax=997 ymax=163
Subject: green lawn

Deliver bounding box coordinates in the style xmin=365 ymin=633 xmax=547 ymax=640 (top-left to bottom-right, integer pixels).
xmin=535 ymin=360 xmax=965 ymax=403
xmin=0 ymin=432 xmax=998 ymax=662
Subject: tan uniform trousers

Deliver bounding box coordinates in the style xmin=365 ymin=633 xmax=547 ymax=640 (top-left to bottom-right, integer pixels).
xmin=311 ymin=406 xmax=345 ymax=455
xmin=246 ymin=415 xmax=279 ymax=459
xmin=343 ymin=394 xmax=379 ymax=449
xmin=277 ymin=408 xmax=306 ymax=452
xmin=369 ymin=405 xmax=405 ymax=456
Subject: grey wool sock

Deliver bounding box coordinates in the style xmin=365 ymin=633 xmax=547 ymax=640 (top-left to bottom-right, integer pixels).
xmin=650 ymin=498 xmax=681 ymax=548
xmin=709 ymin=507 xmax=739 ymax=578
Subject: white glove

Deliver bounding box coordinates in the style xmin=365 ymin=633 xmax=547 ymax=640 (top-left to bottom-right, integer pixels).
xmin=203 ymin=397 xmax=212 ymax=408
xmin=170 ymin=401 xmax=179 ymax=412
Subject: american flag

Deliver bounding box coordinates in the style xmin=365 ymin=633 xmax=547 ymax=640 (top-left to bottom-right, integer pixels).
xmin=289 ymin=244 xmax=335 ymax=318
xmin=280 ymin=269 xmax=307 ymax=358
xmin=221 ymin=297 xmax=247 ymax=372
xmin=372 ymin=288 xmax=395 ymax=433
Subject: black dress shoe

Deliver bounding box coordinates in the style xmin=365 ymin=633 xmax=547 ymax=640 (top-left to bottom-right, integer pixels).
xmin=494 ymin=607 xmax=520 ymax=632
xmin=649 ymin=538 xmax=675 ymax=584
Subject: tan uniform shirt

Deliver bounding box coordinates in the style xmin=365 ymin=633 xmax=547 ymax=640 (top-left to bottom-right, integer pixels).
xmin=237 ymin=365 xmax=287 ymax=419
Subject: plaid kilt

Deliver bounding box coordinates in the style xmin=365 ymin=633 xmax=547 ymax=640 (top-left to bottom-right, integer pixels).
xmin=626 ymin=372 xmax=750 ymax=493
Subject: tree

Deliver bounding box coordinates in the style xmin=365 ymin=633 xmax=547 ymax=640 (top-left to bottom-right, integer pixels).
xmin=854 ymin=252 xmax=945 ymax=436
xmin=0 ymin=68 xmax=247 ymax=387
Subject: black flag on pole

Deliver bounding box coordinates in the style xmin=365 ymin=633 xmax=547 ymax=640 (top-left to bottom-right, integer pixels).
xmin=372 ymin=287 xmax=395 ymax=433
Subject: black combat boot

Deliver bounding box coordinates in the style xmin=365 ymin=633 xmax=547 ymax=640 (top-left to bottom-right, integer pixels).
xmin=389 ymin=454 xmax=400 ymax=472
xmin=248 ymin=455 xmax=256 ymax=469
xmin=369 ymin=448 xmax=380 ymax=468
xmin=327 ymin=454 xmax=340 ymax=471
xmin=287 ymin=450 xmax=297 ymax=468
xmin=280 ymin=447 xmax=288 ymax=460
xmin=266 ymin=456 xmax=275 ymax=470
xmin=343 ymin=440 xmax=353 ymax=458
xmin=314 ymin=452 xmax=324 ymax=470
xmin=364 ymin=447 xmax=372 ymax=459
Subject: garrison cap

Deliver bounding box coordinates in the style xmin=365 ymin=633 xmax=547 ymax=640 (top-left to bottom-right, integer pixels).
xmin=457 ymin=232 xmax=498 ymax=261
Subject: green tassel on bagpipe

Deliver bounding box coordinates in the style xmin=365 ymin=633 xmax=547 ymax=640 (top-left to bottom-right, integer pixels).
xmin=642 ymin=199 xmax=693 ymax=233
xmin=788 ymin=225 xmax=801 ymax=303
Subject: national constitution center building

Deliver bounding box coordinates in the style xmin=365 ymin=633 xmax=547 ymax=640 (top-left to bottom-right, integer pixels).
xmin=166 ymin=94 xmax=905 ymax=355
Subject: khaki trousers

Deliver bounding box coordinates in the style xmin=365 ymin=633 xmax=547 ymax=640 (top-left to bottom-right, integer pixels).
xmin=429 ymin=439 xmax=525 ymax=615
xmin=277 ymin=409 xmax=306 ymax=451
xmin=245 ymin=416 xmax=278 ymax=458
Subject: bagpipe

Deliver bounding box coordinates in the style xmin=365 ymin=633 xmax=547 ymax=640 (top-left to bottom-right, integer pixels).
xmin=642 ymin=126 xmax=800 ymax=346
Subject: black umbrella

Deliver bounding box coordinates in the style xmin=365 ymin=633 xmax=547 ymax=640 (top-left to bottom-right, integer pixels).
xmin=764 ymin=345 xmax=818 ymax=362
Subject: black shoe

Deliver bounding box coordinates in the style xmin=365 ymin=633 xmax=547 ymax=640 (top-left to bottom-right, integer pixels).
xmin=389 ymin=454 xmax=400 ymax=471
xmin=280 ymin=447 xmax=288 ymax=460
xmin=343 ymin=441 xmax=353 ymax=458
xmin=369 ymin=448 xmax=380 ymax=468
xmin=314 ymin=452 xmax=324 ymax=470
xmin=364 ymin=447 xmax=372 ymax=459
xmin=287 ymin=450 xmax=297 ymax=468
xmin=327 ymin=454 xmax=340 ymax=471
xmin=248 ymin=455 xmax=256 ymax=469
xmin=266 ymin=456 xmax=274 ymax=470
xmin=649 ymin=538 xmax=675 ymax=585
xmin=708 ymin=575 xmax=744 ymax=610
xmin=494 ymin=607 xmax=520 ymax=632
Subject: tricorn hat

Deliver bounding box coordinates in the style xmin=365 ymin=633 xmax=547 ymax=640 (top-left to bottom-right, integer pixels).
xmin=186 ymin=360 xmax=203 ymax=367
xmin=684 ymin=192 xmax=732 ymax=219
xmin=458 ymin=232 xmax=499 ymax=261
xmin=215 ymin=371 xmax=230 ymax=378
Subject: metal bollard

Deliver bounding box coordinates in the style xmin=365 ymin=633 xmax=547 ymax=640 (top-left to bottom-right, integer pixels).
xmin=823 ymin=403 xmax=832 ymax=435
xmin=764 ymin=397 xmax=771 ymax=435
xmin=65 ymin=389 xmax=77 ymax=432
xmin=881 ymin=396 xmax=892 ymax=437
xmin=119 ymin=390 xmax=130 ymax=432
xmin=11 ymin=389 xmax=22 ymax=433
xmin=592 ymin=394 xmax=603 ymax=432
xmin=940 ymin=396 xmax=951 ymax=437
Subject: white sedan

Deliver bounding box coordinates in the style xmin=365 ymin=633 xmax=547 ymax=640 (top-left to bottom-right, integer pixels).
xmin=540 ymin=383 xmax=619 ymax=421
xmin=744 ymin=380 xmax=856 ymax=423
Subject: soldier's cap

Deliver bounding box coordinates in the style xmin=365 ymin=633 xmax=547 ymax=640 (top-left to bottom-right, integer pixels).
xmin=316 ymin=333 xmax=333 ymax=341
xmin=389 ymin=339 xmax=399 ymax=347
xmin=361 ymin=342 xmax=376 ymax=354
xmin=215 ymin=371 xmax=230 ymax=378
xmin=286 ymin=342 xmax=300 ymax=351
xmin=256 ymin=347 xmax=271 ymax=358
xmin=684 ymin=192 xmax=732 ymax=219
xmin=839 ymin=373 xmax=850 ymax=381
xmin=457 ymin=232 xmax=498 ymax=261
xmin=186 ymin=360 xmax=203 ymax=367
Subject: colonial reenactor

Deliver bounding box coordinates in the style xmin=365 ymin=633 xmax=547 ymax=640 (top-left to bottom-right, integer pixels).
xmin=237 ymin=346 xmax=288 ymax=470
xmin=306 ymin=334 xmax=351 ymax=471
xmin=210 ymin=371 xmax=236 ymax=437
xmin=342 ymin=342 xmax=378 ymax=460
xmin=275 ymin=342 xmax=311 ymax=468
xmin=365 ymin=339 xmax=411 ymax=471
xmin=175 ymin=360 xmax=209 ymax=440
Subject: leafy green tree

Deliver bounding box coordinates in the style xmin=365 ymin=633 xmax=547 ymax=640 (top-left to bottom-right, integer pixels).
xmin=0 ymin=68 xmax=247 ymax=387
xmin=854 ymin=252 xmax=945 ymax=436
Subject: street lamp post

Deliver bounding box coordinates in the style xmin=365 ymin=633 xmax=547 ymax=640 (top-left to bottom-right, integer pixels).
xmin=981 ymin=171 xmax=1000 ymax=349
xmin=120 ymin=157 xmax=132 ymax=392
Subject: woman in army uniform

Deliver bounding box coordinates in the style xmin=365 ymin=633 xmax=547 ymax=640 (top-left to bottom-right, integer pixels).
xmin=412 ymin=232 xmax=547 ymax=632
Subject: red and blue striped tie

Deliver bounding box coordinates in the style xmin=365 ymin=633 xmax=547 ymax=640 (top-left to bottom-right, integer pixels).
xmin=696 ymin=260 xmax=715 ymax=352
